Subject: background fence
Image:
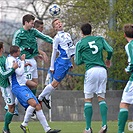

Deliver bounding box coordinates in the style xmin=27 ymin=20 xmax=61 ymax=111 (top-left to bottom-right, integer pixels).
xmin=0 ymin=90 xmax=133 ymax=122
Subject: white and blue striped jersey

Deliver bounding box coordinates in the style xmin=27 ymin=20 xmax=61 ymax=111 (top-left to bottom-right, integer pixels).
xmin=54 ymin=31 xmax=75 ymax=58
xmin=5 ymin=56 xmax=27 ymax=86
xmin=50 ymin=31 xmax=75 ymax=70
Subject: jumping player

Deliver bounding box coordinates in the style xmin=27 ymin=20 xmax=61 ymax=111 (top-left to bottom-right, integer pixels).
xmin=12 ymin=14 xmax=53 ymax=96
xmin=38 ymin=18 xmax=75 ymax=109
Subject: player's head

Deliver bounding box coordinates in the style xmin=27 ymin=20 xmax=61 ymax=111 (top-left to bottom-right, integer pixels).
xmin=34 ymin=20 xmax=44 ymax=32
xmin=10 ymin=46 xmax=20 ymax=57
xmin=0 ymin=42 xmax=4 ymax=53
xmin=22 ymin=14 xmax=35 ymax=29
xmin=52 ymin=18 xmax=63 ymax=31
xmin=123 ymin=24 xmax=133 ymax=38
xmin=0 ymin=42 xmax=3 ymax=49
xmin=81 ymin=23 xmax=92 ymax=36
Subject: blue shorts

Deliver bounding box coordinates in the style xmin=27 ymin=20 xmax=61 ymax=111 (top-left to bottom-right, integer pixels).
xmin=53 ymin=57 xmax=72 ymax=82
xmin=12 ymin=85 xmax=38 ymax=109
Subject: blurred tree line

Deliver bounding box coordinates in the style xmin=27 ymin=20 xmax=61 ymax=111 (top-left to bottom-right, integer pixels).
xmin=0 ymin=0 xmax=133 ymax=90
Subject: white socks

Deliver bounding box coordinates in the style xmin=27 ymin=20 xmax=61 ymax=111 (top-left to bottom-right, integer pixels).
xmin=21 ymin=105 xmax=51 ymax=132
xmin=22 ymin=106 xmax=35 ymax=126
xmin=38 ymin=84 xmax=55 ymax=101
xmin=36 ymin=110 xmax=51 ymax=132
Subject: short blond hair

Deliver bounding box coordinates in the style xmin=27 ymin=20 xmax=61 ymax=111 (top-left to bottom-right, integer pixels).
xmin=52 ymin=18 xmax=60 ymax=28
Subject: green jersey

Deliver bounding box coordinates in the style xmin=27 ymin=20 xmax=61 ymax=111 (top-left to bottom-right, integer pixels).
xmin=75 ymin=36 xmax=113 ymax=71
xmin=125 ymin=40 xmax=133 ymax=81
xmin=0 ymin=55 xmax=15 ymax=88
xmin=12 ymin=28 xmax=53 ymax=59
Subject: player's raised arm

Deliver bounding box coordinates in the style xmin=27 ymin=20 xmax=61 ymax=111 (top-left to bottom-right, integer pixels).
xmin=34 ymin=28 xmax=53 ymax=44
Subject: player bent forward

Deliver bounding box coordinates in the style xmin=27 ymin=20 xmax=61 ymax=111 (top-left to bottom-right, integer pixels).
xmin=6 ymin=46 xmax=61 ymax=133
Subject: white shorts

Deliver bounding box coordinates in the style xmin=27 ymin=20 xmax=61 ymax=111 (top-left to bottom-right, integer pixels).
xmin=0 ymin=86 xmax=15 ymax=105
xmin=24 ymin=58 xmax=38 ymax=80
xmin=121 ymin=81 xmax=133 ymax=104
xmin=84 ymin=66 xmax=107 ymax=99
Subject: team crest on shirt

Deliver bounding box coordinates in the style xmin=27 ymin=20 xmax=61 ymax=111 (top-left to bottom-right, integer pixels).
xmin=57 ymin=76 xmax=61 ymax=79
xmin=26 ymin=93 xmax=29 ymax=97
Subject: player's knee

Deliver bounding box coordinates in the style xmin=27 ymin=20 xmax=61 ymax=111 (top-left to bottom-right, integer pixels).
xmin=35 ymin=103 xmax=42 ymax=111
xmin=51 ymin=80 xmax=59 ymax=88
xmin=85 ymin=93 xmax=93 ymax=99
xmin=28 ymin=99 xmax=37 ymax=107
xmin=84 ymin=98 xmax=92 ymax=103
xmin=32 ymin=79 xmax=38 ymax=86
xmin=119 ymin=102 xmax=129 ymax=109
xmin=33 ymin=82 xmax=38 ymax=88
xmin=97 ymin=93 xmax=105 ymax=101
xmin=8 ymin=104 xmax=15 ymax=113
xmin=26 ymin=80 xmax=38 ymax=89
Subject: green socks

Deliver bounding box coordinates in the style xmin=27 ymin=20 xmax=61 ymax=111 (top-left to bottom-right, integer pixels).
xmin=99 ymin=101 xmax=108 ymax=126
xmin=4 ymin=111 xmax=13 ymax=130
xmin=118 ymin=108 xmax=128 ymax=133
xmin=84 ymin=102 xmax=93 ymax=130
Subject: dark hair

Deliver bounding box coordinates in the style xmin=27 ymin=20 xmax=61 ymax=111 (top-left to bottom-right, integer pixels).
xmin=10 ymin=46 xmax=20 ymax=55
xmin=0 ymin=42 xmax=3 ymax=49
xmin=123 ymin=24 xmax=133 ymax=38
xmin=34 ymin=20 xmax=43 ymax=29
xmin=81 ymin=23 xmax=92 ymax=35
xmin=22 ymin=14 xmax=35 ymax=25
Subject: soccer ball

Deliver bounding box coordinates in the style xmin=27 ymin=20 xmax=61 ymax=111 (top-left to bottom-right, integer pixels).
xmin=49 ymin=4 xmax=61 ymax=16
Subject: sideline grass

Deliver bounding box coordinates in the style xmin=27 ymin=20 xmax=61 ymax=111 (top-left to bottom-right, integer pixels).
xmin=0 ymin=121 xmax=131 ymax=133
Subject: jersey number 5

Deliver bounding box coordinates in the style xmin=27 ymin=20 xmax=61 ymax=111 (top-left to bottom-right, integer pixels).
xmin=88 ymin=41 xmax=98 ymax=54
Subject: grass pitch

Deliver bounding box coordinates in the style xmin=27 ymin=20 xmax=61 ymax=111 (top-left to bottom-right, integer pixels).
xmin=0 ymin=121 xmax=131 ymax=133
